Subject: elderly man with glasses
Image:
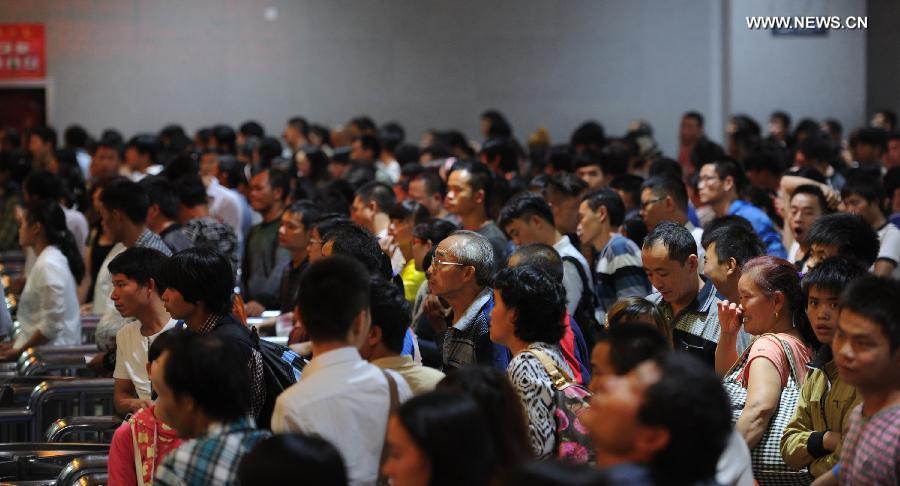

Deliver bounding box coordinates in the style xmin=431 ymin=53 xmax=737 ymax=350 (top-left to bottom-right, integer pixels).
xmin=423 ymin=230 xmax=508 ymax=372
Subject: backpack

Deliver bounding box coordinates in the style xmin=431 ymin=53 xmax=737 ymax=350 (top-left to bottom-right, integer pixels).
xmin=561 ymin=256 xmax=602 ymax=347
xmin=249 ymin=326 xmax=308 ymax=413
xmin=525 ymin=348 xmax=595 ymax=465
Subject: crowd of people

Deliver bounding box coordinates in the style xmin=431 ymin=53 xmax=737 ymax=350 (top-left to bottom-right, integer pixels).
xmin=0 ymin=108 xmax=898 ymax=485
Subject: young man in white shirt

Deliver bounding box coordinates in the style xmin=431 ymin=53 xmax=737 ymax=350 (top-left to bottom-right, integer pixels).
xmin=108 ymin=247 xmax=177 ymax=416
xmin=841 ymin=172 xmax=900 ymax=278
xmin=271 ymin=256 xmax=411 ymax=486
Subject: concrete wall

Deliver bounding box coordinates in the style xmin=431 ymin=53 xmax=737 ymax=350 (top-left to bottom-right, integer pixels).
xmin=866 ymin=0 xmax=900 ymax=118
xmin=0 ymin=0 xmax=875 ymax=156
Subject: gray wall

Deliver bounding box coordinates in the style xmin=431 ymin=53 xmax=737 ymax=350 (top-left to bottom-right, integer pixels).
xmin=728 ymin=0 xmax=868 ymax=136
xmin=0 ymin=0 xmax=876 ymax=155
xmin=866 ymin=0 xmax=900 ymax=118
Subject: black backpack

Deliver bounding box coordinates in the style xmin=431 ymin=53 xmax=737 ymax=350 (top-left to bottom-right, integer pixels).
xmin=249 ymin=326 xmax=308 ymax=428
xmin=561 ymin=256 xmax=602 ymax=349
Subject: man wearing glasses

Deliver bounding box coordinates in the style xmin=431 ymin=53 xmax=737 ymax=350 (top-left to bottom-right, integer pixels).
xmin=424 ymin=230 xmax=507 ymax=372
xmin=639 ymin=175 xmax=705 ymax=265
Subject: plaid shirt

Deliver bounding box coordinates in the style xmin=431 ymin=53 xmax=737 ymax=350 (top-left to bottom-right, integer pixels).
xmin=134 ymin=227 xmax=173 ymax=256
xmin=647 ymin=277 xmax=722 ymax=367
xmin=839 ymin=403 xmax=900 ymax=485
xmin=183 ymin=217 xmax=240 ymax=281
xmin=154 ymin=416 xmax=270 ymax=486
xmin=591 ymin=234 xmax=653 ymax=322
xmin=200 ymin=314 xmax=266 ymax=420
xmin=438 ymin=288 xmax=503 ymax=372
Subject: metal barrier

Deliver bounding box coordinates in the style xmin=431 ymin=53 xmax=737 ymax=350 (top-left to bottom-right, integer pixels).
xmin=56 ymin=454 xmax=109 ymax=486
xmin=0 ymin=442 xmax=107 ymax=483
xmin=27 ymin=379 xmax=115 ymax=442
xmin=19 ymin=353 xmax=92 ymax=377
xmin=46 ymin=416 xmax=121 ymax=443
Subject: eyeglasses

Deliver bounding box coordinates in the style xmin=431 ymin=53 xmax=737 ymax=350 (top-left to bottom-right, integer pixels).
xmin=698 ymin=175 xmax=721 ymax=184
xmin=640 ymin=197 xmax=663 ymax=210
xmin=431 ymin=258 xmax=468 ymax=268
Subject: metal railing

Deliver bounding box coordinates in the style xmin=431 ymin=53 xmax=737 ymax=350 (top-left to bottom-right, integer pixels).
xmin=0 ymin=442 xmax=108 ymax=483
xmin=56 ymin=454 xmax=109 ymax=486
xmin=26 ymin=379 xmax=114 ymax=441
xmin=45 ymin=416 xmax=121 ymax=443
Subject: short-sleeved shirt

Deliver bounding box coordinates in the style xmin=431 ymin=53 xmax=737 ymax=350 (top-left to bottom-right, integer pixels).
xmin=113 ymin=319 xmax=177 ymax=400
xmin=876 ymin=222 xmax=900 ymax=279
xmin=592 ymin=234 xmax=652 ymax=322
xmin=839 ymin=403 xmax=900 ymax=485
xmin=740 ymin=333 xmax=813 ymax=388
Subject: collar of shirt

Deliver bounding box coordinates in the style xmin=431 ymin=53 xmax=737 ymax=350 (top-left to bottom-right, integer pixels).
xmin=727 ymin=199 xmax=750 ymax=215
xmin=371 ymin=354 xmax=415 ymax=371
xmin=135 ymin=227 xmax=157 ymax=247
xmin=451 ymin=287 xmax=493 ymax=331
xmin=202 ymin=416 xmax=258 ymax=438
xmin=553 ymin=234 xmax=574 ymax=252
xmin=661 ymin=276 xmax=717 ymax=320
xmin=303 ymin=346 xmax=364 ymax=378
xmin=198 ymin=314 xmax=222 ymax=334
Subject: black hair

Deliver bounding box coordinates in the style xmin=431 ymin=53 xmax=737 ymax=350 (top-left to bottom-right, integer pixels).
xmin=216 ymin=154 xmax=247 ymax=189
xmin=743 ymin=149 xmax=786 ymax=177
xmin=212 ymin=124 xmax=237 ymax=154
xmin=885 ymin=166 xmax=900 ymax=202
xmin=480 ymin=110 xmax=512 ymax=138
xmin=369 ymin=276 xmax=411 ymax=354
xmin=703 ymin=214 xmax=754 ymax=235
xmin=770 ymin=111 xmax=792 ymax=130
xmin=107 ymin=247 xmax=168 ymax=294
xmin=62 ymin=125 xmax=89 ymax=149
xmin=300 ymin=147 xmax=331 ymax=184
xmin=609 ymin=174 xmax=644 ymax=207
xmin=157 ymin=247 xmax=234 ymax=314
xmin=855 ymin=127 xmax=889 ymax=150
xmin=875 ymin=109 xmax=898 ymax=132
xmin=791 ymin=184 xmax=831 ymax=215
xmin=436 ymin=366 xmax=531 ymax=469
xmin=237 ymin=434 xmax=347 ymax=486
xmin=148 ymin=329 xmax=176 ymax=364
xmin=30 ymin=125 xmax=57 ymax=147
xmin=260 ymin=169 xmax=291 ymax=202
xmin=22 ymin=199 xmax=85 ymax=282
xmin=643 ymin=221 xmax=697 ymax=265
xmin=162 ymin=152 xmax=200 ymax=182
xmin=163 ymin=333 xmax=250 ymax=421
xmin=621 ymin=216 xmax=648 ymax=248
xmin=704 ymin=158 xmax=747 ymax=193
xmin=582 ymin=188 xmax=626 ymax=227
xmin=492 ymin=266 xmax=566 ymax=344
xmin=354 ymin=135 xmax=381 ymax=161
xmin=287 ymin=116 xmax=309 ymax=137
xmin=126 ymin=134 xmax=158 ymax=163
xmin=387 ymin=199 xmax=430 ymax=224
xmin=174 ymin=174 xmax=208 ymax=208
xmin=378 ymin=122 xmax=405 ymax=153
xmin=841 ymin=171 xmax=885 ymax=204
xmin=641 ymin=175 xmax=688 ymax=212
xmin=607 ymin=323 xmax=669 ymax=375
xmin=507 ymin=243 xmax=564 ymax=284
xmin=253 ymin=137 xmax=280 ymax=168
xmin=840 ymin=275 xmax=900 ymax=352
xmin=350 ymin=116 xmax=377 ymax=134
xmin=599 ymin=142 xmax=630 ymax=179
xmin=802 ymin=256 xmax=867 ymax=298
xmin=52 ymin=149 xmax=88 ymax=209
xmin=498 ymin=192 xmax=554 ymax=232
xmin=395 ymin=144 xmax=422 ymax=166
xmin=683 ymin=111 xmax=704 ymax=128
xmin=806 ymin=213 xmax=880 ymax=267
xmin=410 ymin=169 xmax=446 ymax=197
xmin=139 ymin=176 xmax=179 ymax=220
xmin=239 ymin=120 xmax=265 ymax=139
xmin=570 ymin=121 xmax=605 ymax=150
xmin=509 ymin=461 xmax=607 ymax=486
xmin=700 ymin=223 xmax=765 ymax=267
xmin=447 ymin=160 xmax=494 ymax=208
xmin=689 ymin=139 xmax=726 ymax=173
xmin=640 ymin=353 xmax=731 ymax=484
xmin=312 ymin=215 xmax=354 ymax=240
xmin=286 ymin=200 xmax=322 ymax=229
xmin=24 ymin=170 xmax=62 ymax=201
xmin=101 ymin=177 xmax=150 ymax=224
xmin=395 ymin=391 xmax=498 ymax=486
xmin=481 ymin=137 xmax=519 ymax=174
xmin=355 ymin=181 xmax=396 ymax=213
xmin=797 ymin=133 xmax=834 ymax=163
xmin=412 ymin=218 xmax=459 ymax=270
xmin=648 ymin=157 xmax=683 ymax=180
xmin=323 ymin=224 xmax=392 ymax=279
xmin=297 ymin=256 xmax=371 ymax=342
xmin=573 ymin=149 xmax=603 ymax=172
xmin=542 ymin=172 xmax=587 ymax=201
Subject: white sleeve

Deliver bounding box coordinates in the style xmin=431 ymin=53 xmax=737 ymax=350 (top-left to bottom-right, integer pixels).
xmin=877 ymin=226 xmax=900 ymax=264
xmin=36 ymin=268 xmax=66 ymax=340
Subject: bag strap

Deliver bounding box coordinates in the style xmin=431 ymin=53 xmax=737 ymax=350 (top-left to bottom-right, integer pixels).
xmin=561 ymin=256 xmax=596 ymax=306
xmin=723 ymin=335 xmax=758 ymax=381
xmin=525 ymin=348 xmax=573 ymax=390
xmin=766 ymin=333 xmax=802 ymax=387
xmin=129 ymin=417 xmax=146 ymax=486
xmin=377 ymin=370 xmax=400 ymax=485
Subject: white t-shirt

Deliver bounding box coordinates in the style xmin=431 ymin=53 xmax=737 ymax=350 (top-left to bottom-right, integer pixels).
xmin=876 ymin=222 xmax=900 ymax=279
xmin=113 ymin=319 xmax=177 ymax=400
xmin=553 ymin=235 xmax=592 ymax=316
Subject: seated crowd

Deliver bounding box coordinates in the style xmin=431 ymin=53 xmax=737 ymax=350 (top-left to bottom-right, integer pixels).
xmin=0 ymin=109 xmax=898 ymax=485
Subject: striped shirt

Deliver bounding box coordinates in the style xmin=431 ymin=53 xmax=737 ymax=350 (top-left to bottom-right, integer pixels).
xmin=592 ymin=234 xmax=653 ymax=322
xmin=647 ymin=278 xmax=722 ymax=367
xmin=155 ymin=417 xmax=270 ymax=486
xmin=134 ymin=227 xmax=173 ymax=257
xmin=839 ymin=403 xmax=900 ymax=485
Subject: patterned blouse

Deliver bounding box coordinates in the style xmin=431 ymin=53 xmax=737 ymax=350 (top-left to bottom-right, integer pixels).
xmin=507 ymin=341 xmax=573 ymax=459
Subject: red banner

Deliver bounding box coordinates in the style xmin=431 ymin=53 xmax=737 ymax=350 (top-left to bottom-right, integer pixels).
xmin=0 ymin=24 xmax=46 ymax=79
